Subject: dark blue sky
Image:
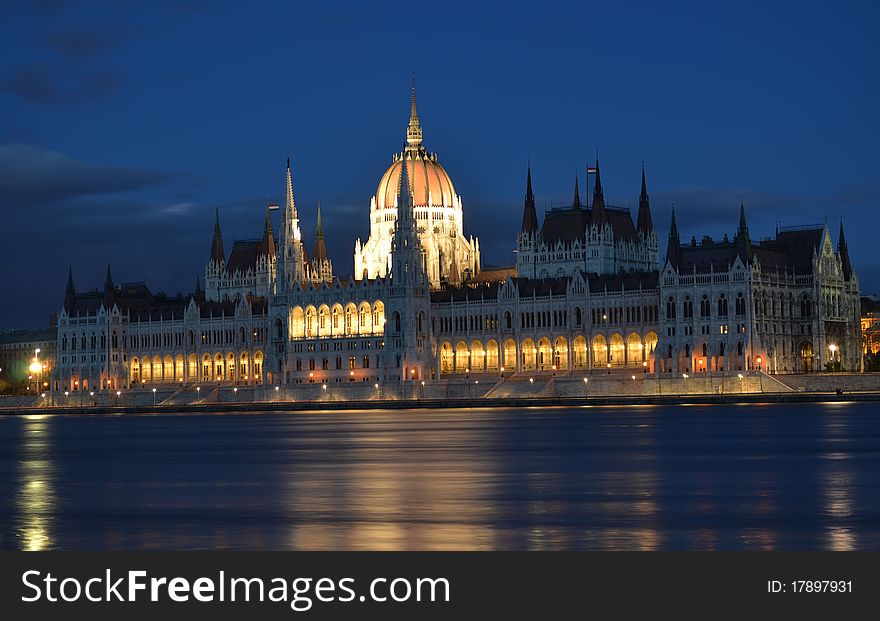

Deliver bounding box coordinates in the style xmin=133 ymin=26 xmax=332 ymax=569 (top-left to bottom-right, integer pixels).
xmin=1 ymin=0 xmax=878 ymax=329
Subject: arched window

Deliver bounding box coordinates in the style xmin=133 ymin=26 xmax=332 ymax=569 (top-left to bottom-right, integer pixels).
xmin=574 ymin=307 xmax=582 ymax=326
xmin=505 ymin=311 xmax=512 ymax=330
xmin=393 ymin=311 xmax=401 ymax=333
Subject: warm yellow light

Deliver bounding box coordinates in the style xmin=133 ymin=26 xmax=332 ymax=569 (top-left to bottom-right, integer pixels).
xmin=29 ymin=361 xmax=41 ymax=374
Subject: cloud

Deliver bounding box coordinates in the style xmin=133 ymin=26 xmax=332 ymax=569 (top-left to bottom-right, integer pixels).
xmin=46 ymin=27 xmax=130 ymax=60
xmin=0 ymin=144 xmax=169 ymax=207
xmin=0 ymin=64 xmax=124 ymax=104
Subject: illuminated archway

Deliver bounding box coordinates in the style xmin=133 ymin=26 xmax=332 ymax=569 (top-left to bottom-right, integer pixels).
xmin=572 ymin=335 xmax=587 ymax=369
xmin=522 ymin=337 xmax=536 ymax=370
xmin=591 ymin=335 xmax=607 ymax=366
xmin=609 ymin=333 xmax=625 ymax=367
xmin=440 ymin=341 xmax=454 ymax=374
xmin=626 ymin=332 xmax=643 ymax=367
xmin=554 ymin=336 xmax=568 ymax=370
xmin=486 ymin=339 xmax=499 ymax=371
xmin=503 ymin=339 xmax=517 ymax=371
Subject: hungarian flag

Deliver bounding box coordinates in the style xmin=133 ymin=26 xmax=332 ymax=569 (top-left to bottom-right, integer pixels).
xmin=587 ymin=166 xmax=598 ymax=174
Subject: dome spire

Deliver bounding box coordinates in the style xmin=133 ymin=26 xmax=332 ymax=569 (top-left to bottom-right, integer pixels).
xmin=406 ymin=73 xmax=423 ymax=150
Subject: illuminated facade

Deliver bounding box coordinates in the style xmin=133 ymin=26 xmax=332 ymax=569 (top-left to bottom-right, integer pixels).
xmin=51 ymin=83 xmax=865 ymax=394
xmin=657 ymin=211 xmax=862 ymax=374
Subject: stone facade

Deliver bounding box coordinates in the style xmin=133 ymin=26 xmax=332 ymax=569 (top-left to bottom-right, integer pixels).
xmin=50 ymin=86 xmax=863 ymax=396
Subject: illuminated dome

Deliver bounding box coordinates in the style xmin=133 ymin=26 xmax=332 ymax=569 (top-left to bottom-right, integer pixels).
xmin=375 ymin=150 xmax=456 ymax=210
xmin=354 ymin=80 xmax=479 ymax=288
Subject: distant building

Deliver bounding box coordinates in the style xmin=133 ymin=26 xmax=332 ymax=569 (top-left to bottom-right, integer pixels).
xmin=0 ymin=327 xmax=56 ymax=392
xmin=862 ymin=296 xmax=880 ymax=370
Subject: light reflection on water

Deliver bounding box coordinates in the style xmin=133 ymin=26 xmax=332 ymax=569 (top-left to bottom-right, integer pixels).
xmin=0 ymin=402 xmax=878 ymax=550
xmin=14 ymin=415 xmax=56 ymax=550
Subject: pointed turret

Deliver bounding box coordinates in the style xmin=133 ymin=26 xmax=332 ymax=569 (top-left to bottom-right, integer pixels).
xmin=839 ymin=220 xmax=853 ymax=280
xmin=572 ymin=172 xmax=582 ymax=209
xmin=285 ymin=157 xmax=297 ymax=220
xmin=194 ymin=276 xmax=202 ymax=298
xmin=590 ymin=157 xmax=606 ymax=226
xmin=277 ymin=157 xmax=306 ymax=287
xmin=448 ymin=248 xmax=460 ymax=285
xmin=102 ymin=264 xmax=115 ymax=309
xmin=260 ymin=204 xmax=276 ymax=258
xmin=521 ymin=161 xmax=538 ymax=233
xmin=734 ymin=201 xmax=753 ymax=262
xmin=665 ymin=206 xmax=681 ymax=267
xmin=63 ymin=267 xmax=75 ymax=313
xmin=406 ymin=74 xmax=423 ymax=150
xmin=312 ymin=202 xmax=328 ymax=263
xmin=209 ymin=208 xmax=225 ymax=265
xmin=637 ymin=164 xmax=653 ymax=235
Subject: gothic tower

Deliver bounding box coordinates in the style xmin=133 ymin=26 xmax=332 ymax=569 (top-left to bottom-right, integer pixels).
xmin=384 ymin=159 xmax=434 ymax=382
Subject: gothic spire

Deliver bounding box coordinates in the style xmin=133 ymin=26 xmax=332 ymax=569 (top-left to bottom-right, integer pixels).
xmin=521 ymin=161 xmax=538 ymax=233
xmin=104 ymin=264 xmax=113 ymax=290
xmin=406 ymin=74 xmax=423 ymax=150
xmin=590 ymin=156 xmax=606 ymax=226
xmin=210 ymin=208 xmax=225 ymax=265
xmin=285 ymin=157 xmax=297 ymax=220
xmin=839 ymin=219 xmax=853 ymax=280
xmin=572 ymin=172 xmax=582 ymax=209
xmin=102 ymin=264 xmax=115 ymax=308
xmin=260 ymin=204 xmax=276 ymax=258
xmin=665 ymin=205 xmax=680 ymax=267
xmin=735 ymin=201 xmax=753 ymax=262
xmin=312 ymin=201 xmax=328 ymax=263
xmin=637 ymin=164 xmax=653 ymax=235
xmin=64 ymin=267 xmax=75 ymax=313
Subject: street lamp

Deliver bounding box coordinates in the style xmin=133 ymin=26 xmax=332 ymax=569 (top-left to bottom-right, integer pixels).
xmin=738 ymin=373 xmax=744 ymax=393
xmin=583 ymin=376 xmax=588 ymax=397
xmin=606 ymin=362 xmax=611 ymax=375
xmin=152 ymin=387 xmax=157 ymax=406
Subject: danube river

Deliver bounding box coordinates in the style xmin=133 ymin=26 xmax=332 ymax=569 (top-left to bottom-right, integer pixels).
xmin=1 ymin=402 xmax=878 ymax=551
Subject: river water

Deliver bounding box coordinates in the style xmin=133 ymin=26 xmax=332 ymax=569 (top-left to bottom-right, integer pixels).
xmin=1 ymin=401 xmax=878 ymax=550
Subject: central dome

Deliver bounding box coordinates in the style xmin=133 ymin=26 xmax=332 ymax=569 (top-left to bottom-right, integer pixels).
xmin=374 ymin=150 xmax=456 ymax=210
xmin=354 ymin=79 xmax=479 ymax=288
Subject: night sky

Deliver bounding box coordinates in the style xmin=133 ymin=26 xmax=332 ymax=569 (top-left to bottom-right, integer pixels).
xmin=1 ymin=0 xmax=878 ymax=330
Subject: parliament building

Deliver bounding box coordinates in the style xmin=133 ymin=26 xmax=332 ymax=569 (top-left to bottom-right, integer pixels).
xmin=52 ymin=84 xmax=862 ymax=393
